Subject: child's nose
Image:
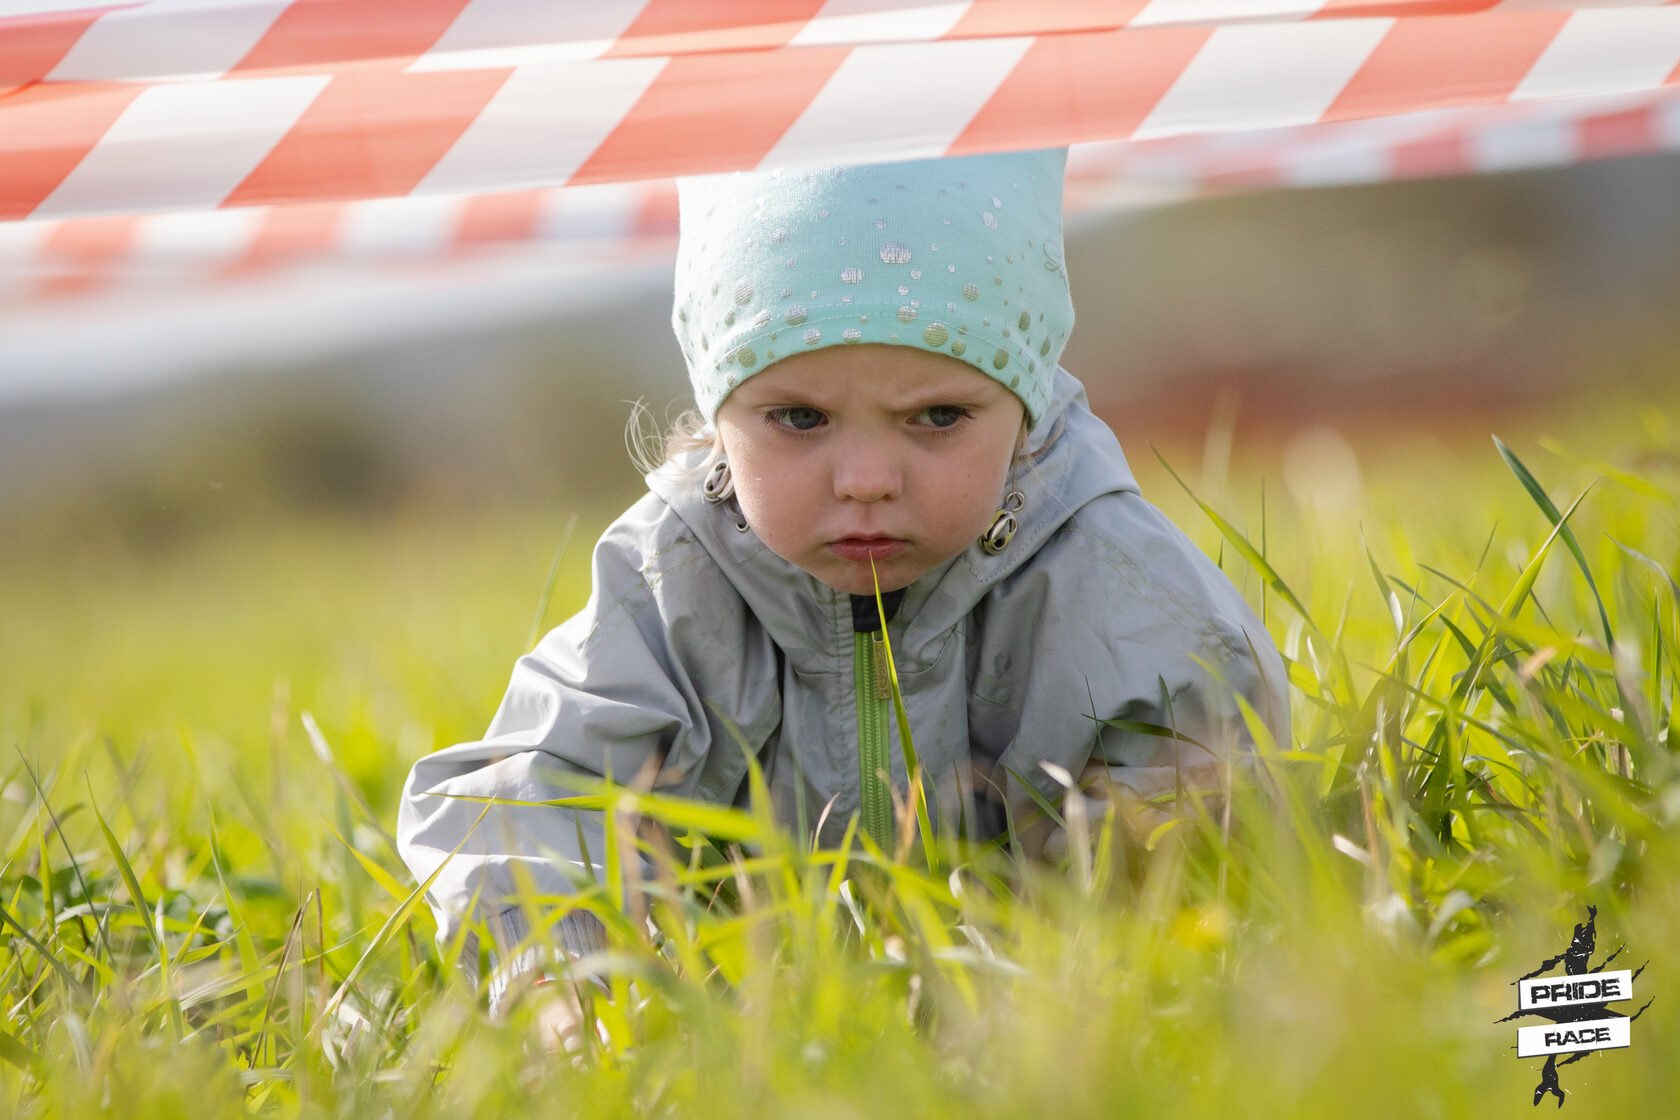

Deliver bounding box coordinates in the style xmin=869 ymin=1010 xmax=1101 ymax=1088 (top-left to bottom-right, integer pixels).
xmin=831 ymin=443 xmax=902 ymax=503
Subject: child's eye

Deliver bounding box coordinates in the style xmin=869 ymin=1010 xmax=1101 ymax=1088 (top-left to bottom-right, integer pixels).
xmin=915 ymin=405 xmax=973 ymax=430
xmin=767 ymin=406 xmax=826 ymax=432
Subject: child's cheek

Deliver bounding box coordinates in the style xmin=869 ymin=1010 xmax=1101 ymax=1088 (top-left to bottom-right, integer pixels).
xmin=735 ymin=472 xmax=804 ymax=553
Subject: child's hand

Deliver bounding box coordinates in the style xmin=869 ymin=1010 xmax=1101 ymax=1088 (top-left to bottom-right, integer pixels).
xmin=493 ymin=963 xmax=597 ymax=1066
xmin=530 ymin=978 xmax=591 ymax=1062
xmin=1078 ymin=758 xmax=1228 ymax=850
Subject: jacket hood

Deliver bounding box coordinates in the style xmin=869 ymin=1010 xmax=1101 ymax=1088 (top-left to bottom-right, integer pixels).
xmin=645 ymin=367 xmax=1140 ymax=665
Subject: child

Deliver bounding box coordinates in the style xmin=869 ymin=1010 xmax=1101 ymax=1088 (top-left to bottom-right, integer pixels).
xmin=398 ymin=148 xmax=1288 ymax=1016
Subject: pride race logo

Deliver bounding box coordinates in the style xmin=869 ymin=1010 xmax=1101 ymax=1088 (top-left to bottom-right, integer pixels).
xmin=1497 ymin=907 xmax=1654 ymax=1107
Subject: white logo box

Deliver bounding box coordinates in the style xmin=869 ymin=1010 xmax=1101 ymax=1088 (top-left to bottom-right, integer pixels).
xmin=1516 ymin=1017 xmax=1631 ymax=1058
xmin=1518 ymin=969 xmax=1634 ymax=1012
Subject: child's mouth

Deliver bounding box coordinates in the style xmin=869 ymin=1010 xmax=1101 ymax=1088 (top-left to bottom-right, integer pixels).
xmin=828 ymin=537 xmax=910 ymax=562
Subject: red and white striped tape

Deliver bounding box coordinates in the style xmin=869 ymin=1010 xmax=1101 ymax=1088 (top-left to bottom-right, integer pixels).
xmin=1068 ymin=84 xmax=1680 ymax=193
xmin=0 ymin=181 xmax=679 ymax=307
xmin=6 ymin=84 xmax=1679 ymax=311
xmin=5 ymin=0 xmax=1680 ymax=223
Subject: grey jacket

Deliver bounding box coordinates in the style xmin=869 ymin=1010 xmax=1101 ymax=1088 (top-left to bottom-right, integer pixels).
xmin=398 ymin=369 xmax=1288 ymax=953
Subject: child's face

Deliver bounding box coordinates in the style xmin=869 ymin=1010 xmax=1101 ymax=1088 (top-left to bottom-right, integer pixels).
xmin=716 ymin=345 xmax=1026 ymax=596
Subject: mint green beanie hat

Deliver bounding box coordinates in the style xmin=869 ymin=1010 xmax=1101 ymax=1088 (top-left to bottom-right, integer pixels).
xmin=672 ymin=148 xmax=1073 ymax=427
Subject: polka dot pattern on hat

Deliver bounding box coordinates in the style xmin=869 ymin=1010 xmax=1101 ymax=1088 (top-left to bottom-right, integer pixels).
xmin=672 ymin=148 xmax=1073 ymax=427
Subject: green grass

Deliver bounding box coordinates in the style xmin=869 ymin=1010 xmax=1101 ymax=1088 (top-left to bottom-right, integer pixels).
xmin=1 ymin=394 xmax=1677 ymax=1118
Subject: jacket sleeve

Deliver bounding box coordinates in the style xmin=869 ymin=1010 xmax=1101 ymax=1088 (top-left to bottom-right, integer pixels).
xmin=993 ymin=490 xmax=1289 ymax=848
xmin=396 ymin=494 xmax=758 ymax=967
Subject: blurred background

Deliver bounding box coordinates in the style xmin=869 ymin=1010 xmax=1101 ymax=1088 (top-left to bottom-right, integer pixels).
xmin=3 ymin=147 xmax=1677 ymax=559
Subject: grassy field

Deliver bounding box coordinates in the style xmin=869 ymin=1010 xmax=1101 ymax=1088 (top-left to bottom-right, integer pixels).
xmin=1 ymin=384 xmax=1676 ymax=1118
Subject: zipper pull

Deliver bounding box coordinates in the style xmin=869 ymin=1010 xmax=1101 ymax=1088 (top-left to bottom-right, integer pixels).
xmin=871 ymin=632 xmax=891 ymax=700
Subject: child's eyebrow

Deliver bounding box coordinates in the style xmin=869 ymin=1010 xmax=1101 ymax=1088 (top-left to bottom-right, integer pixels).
xmin=732 ymin=382 xmax=830 ymax=407
xmin=886 ymin=381 xmax=1005 ymax=409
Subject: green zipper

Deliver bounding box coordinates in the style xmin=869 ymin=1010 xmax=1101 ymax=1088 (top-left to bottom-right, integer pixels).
xmin=853 ymin=630 xmax=894 ymax=850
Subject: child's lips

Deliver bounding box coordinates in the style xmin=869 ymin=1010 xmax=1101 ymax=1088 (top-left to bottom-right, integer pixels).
xmin=827 ymin=536 xmax=910 ymax=562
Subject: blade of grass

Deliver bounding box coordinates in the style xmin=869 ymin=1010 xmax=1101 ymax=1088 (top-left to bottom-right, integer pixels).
xmin=88 ymin=780 xmax=184 ymax=1038
xmin=1493 ymin=437 xmax=1612 ymax=649
xmin=0 ymin=899 xmax=81 ymax=990
xmin=1364 ymin=536 xmax=1404 ymax=638
xmin=1002 ymin=766 xmax=1066 ymax=831
xmin=0 ymin=1027 xmax=39 ymax=1073
xmin=326 ymin=823 xmax=412 ymax=903
xmin=1537 ymin=436 xmax=1676 ymax=500
xmin=1154 ymin=448 xmax=1320 ymax=636
xmin=301 ymin=713 xmax=399 ymax=856
xmin=1157 ymin=448 xmax=1360 ymax=711
xmin=17 ymin=752 xmax=113 ymax=965
xmin=1494 ymin=485 xmax=1594 ymax=624
xmin=1093 ymin=719 xmax=1210 ymax=754
xmin=525 ymin=512 xmax=580 ymax=652
xmin=317 ymin=798 xmax=496 ymax=1026
xmin=444 ymin=787 xmax=763 ymax=847
xmin=208 ymin=811 xmax=268 ymax=1010
xmin=251 ymin=894 xmax=311 ymax=1069
xmin=1611 ymin=537 xmax=1680 ymax=600
xmin=870 ymin=557 xmax=936 ymax=868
